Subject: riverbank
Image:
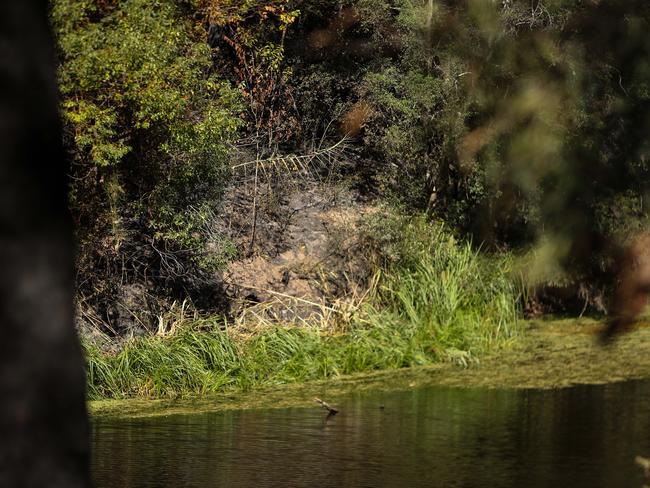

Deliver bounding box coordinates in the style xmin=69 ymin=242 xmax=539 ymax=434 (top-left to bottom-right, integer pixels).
xmin=90 ymin=316 xmax=650 ymax=418
xmin=84 ymin=215 xmax=521 ymax=401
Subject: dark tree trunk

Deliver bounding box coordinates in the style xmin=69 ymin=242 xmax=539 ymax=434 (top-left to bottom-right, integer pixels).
xmin=0 ymin=1 xmax=90 ymax=487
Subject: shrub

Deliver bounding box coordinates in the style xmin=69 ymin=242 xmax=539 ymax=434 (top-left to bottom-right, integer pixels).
xmin=52 ymin=0 xmax=242 ymax=330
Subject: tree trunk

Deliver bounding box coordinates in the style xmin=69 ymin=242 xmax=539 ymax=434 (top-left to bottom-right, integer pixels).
xmin=0 ymin=1 xmax=90 ymax=486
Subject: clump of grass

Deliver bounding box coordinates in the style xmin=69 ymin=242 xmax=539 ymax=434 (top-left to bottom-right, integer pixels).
xmin=362 ymin=214 xmax=519 ymax=357
xmin=84 ymin=212 xmax=520 ymax=400
xmin=85 ymin=322 xmax=245 ymax=398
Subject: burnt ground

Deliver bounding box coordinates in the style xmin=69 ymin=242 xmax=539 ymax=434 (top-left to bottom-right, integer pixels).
xmin=218 ymin=179 xmax=376 ymax=326
xmin=77 ymin=177 xmax=379 ymax=343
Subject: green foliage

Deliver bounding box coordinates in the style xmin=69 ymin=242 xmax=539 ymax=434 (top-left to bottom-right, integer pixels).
xmin=283 ymin=0 xmax=490 ymax=223
xmin=56 ymin=0 xmax=650 ymax=338
xmin=360 ymin=211 xmax=519 ymax=349
xmin=53 ymin=0 xmax=242 ymax=321
xmin=286 ymin=0 xmax=649 ymax=253
xmin=359 ymin=65 xmax=471 ymax=211
xmin=204 ymin=0 xmax=300 ymax=143
xmin=54 ymin=0 xmax=241 ymax=226
xmin=451 ymin=0 xmax=650 ymax=267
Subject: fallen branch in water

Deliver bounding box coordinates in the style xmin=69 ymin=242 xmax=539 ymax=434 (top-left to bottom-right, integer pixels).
xmin=314 ymin=397 xmax=338 ymax=415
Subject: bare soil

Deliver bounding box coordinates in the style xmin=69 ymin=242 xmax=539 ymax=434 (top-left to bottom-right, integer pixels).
xmin=219 ymin=180 xmax=374 ymax=324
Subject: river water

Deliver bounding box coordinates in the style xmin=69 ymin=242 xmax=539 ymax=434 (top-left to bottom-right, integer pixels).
xmin=92 ymin=380 xmax=650 ymax=487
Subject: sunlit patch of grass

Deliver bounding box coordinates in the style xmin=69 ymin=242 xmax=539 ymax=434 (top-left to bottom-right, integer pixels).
xmin=360 ymin=214 xmax=520 ymax=358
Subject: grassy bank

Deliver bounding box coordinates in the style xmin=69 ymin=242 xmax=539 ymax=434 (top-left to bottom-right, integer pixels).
xmin=89 ymin=317 xmax=650 ymax=418
xmin=84 ymin=217 xmax=520 ymax=400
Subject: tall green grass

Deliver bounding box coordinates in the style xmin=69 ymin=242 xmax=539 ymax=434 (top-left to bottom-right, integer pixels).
xmin=84 ymin=214 xmax=520 ymax=399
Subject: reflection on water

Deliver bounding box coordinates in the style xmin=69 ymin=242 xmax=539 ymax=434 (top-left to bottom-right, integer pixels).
xmin=92 ymin=381 xmax=650 ymax=487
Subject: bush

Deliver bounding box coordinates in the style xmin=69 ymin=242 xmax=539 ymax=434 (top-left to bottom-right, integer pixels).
xmin=52 ymin=0 xmax=242 ymax=331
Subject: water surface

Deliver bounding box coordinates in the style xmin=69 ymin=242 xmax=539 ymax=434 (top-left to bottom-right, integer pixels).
xmin=92 ymin=381 xmax=650 ymax=487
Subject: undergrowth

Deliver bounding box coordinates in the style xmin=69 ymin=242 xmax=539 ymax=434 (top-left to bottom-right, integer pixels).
xmin=84 ymin=214 xmax=520 ymax=399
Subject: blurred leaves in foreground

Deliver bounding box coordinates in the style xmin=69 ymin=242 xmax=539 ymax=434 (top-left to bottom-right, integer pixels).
xmin=437 ymin=0 xmax=650 ymax=274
